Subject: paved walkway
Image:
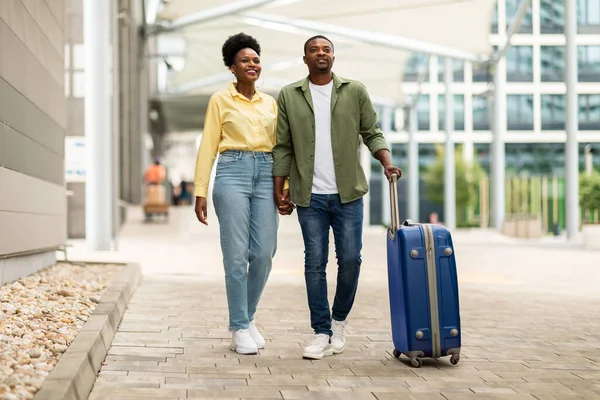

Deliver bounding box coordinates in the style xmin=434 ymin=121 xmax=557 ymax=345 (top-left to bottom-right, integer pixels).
xmin=68 ymin=205 xmax=600 ymax=400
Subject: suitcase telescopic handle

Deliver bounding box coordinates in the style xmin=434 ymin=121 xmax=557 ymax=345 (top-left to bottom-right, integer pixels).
xmin=389 ymin=173 xmax=400 ymax=234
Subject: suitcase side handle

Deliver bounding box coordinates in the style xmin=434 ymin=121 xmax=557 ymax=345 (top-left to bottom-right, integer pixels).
xmin=389 ymin=173 xmax=401 ymax=236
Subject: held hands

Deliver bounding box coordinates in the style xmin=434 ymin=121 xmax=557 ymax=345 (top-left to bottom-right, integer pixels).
xmin=383 ymin=165 xmax=402 ymax=182
xmin=195 ymin=196 xmax=208 ymax=225
xmin=275 ymin=189 xmax=295 ymax=216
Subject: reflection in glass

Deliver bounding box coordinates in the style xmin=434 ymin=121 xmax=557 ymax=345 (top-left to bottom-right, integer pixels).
xmin=506 ymin=0 xmax=533 ymax=33
xmin=437 ymin=58 xmax=464 ymax=82
xmin=578 ymin=0 xmax=600 ymax=33
xmin=438 ymin=95 xmax=465 ymax=131
xmin=507 ymin=95 xmax=534 ymax=130
xmin=473 ymin=96 xmax=490 ymax=131
xmin=578 ymin=46 xmax=600 ymax=82
xmin=541 ymin=0 xmax=564 ymax=33
xmin=579 ymin=94 xmax=600 ymax=130
xmin=403 ymin=53 xmax=429 ymax=82
xmin=541 ymin=95 xmax=565 ymax=130
xmin=506 ymin=46 xmax=533 ymax=82
xmin=540 ymin=46 xmax=564 ymax=82
xmin=416 ymin=95 xmax=430 ymax=131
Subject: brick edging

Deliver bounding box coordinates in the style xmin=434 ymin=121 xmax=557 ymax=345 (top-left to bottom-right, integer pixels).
xmin=34 ymin=263 xmax=142 ymax=400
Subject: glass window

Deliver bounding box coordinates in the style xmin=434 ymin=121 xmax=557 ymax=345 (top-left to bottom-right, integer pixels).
xmin=473 ymin=46 xmax=496 ymax=82
xmin=506 ymin=46 xmax=533 ymax=82
xmin=474 ymin=144 xmax=490 ymax=174
xmin=403 ymin=53 xmax=429 ymax=82
xmin=73 ymin=44 xmax=85 ymax=70
xmin=416 ymin=95 xmax=430 ymax=131
xmin=73 ymin=71 xmax=85 ymax=98
xmin=507 ymin=95 xmax=534 ymax=130
xmin=540 ymin=46 xmax=564 ymax=82
xmin=578 ymin=46 xmax=600 ymax=82
xmin=473 ymin=96 xmax=490 ymax=131
xmin=578 ymin=0 xmax=600 ymax=33
xmin=541 ymin=0 xmax=564 ymax=33
xmin=437 ymin=58 xmax=464 ymax=82
xmin=438 ymin=94 xmax=465 ymax=131
xmin=541 ymin=95 xmax=565 ymax=130
xmin=579 ymin=94 xmax=600 ymax=130
xmin=506 ymin=0 xmax=533 ymax=33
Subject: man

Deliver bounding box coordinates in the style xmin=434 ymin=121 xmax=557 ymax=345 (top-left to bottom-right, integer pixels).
xmin=273 ymin=35 xmax=402 ymax=360
xmin=144 ymin=159 xmax=166 ymax=185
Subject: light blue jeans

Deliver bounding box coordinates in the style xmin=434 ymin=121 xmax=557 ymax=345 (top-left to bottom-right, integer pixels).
xmin=212 ymin=150 xmax=278 ymax=331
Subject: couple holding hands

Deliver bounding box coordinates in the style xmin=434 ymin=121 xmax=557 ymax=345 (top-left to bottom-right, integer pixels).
xmin=193 ymin=32 xmax=401 ymax=360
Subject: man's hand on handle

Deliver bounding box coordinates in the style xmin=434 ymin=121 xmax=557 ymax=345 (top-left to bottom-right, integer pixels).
xmin=195 ymin=196 xmax=208 ymax=225
xmin=384 ymin=165 xmax=402 ymax=182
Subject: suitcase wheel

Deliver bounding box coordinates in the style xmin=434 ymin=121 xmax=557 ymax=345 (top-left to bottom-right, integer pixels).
xmin=450 ymin=354 xmax=460 ymax=365
xmin=410 ymin=358 xmax=422 ymax=368
xmin=392 ymin=349 xmax=401 ymax=358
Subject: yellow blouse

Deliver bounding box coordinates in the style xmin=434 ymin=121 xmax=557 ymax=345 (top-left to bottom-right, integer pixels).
xmin=193 ymin=83 xmax=279 ymax=198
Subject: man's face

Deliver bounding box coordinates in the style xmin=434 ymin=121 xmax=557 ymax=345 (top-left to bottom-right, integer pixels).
xmin=303 ymin=38 xmax=334 ymax=73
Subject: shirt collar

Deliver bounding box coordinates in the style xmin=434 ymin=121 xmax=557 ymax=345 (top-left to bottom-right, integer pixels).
xmin=296 ymin=73 xmax=349 ymax=92
xmin=228 ymin=82 xmax=264 ymax=102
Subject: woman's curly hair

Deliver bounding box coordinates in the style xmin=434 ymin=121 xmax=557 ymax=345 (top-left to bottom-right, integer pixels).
xmin=222 ymin=33 xmax=261 ymax=68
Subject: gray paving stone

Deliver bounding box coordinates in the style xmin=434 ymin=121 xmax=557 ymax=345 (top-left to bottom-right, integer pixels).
xmin=86 ymin=208 xmax=600 ymax=399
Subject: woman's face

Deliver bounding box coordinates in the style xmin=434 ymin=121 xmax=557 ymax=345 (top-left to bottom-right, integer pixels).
xmin=231 ymin=48 xmax=261 ymax=84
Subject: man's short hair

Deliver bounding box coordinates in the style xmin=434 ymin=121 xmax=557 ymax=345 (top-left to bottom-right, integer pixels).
xmin=303 ymin=35 xmax=334 ymax=54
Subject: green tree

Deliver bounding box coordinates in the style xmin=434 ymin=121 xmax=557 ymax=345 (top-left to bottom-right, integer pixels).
xmin=579 ymin=171 xmax=600 ymax=224
xmin=423 ymin=144 xmax=485 ymax=226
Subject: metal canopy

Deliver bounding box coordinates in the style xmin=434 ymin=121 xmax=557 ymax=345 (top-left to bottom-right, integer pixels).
xmin=154 ymin=0 xmax=495 ymax=102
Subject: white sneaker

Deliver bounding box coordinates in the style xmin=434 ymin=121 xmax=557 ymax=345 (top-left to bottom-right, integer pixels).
xmin=230 ymin=329 xmax=258 ymax=355
xmin=302 ymin=334 xmax=333 ymax=360
xmin=249 ymin=320 xmax=265 ymax=349
xmin=331 ymin=319 xmax=348 ymax=354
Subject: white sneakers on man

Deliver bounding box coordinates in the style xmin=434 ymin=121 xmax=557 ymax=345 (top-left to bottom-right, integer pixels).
xmin=302 ymin=333 xmax=334 ymax=360
xmin=230 ymin=329 xmax=258 ymax=355
xmin=249 ymin=320 xmax=265 ymax=349
xmin=331 ymin=319 xmax=348 ymax=354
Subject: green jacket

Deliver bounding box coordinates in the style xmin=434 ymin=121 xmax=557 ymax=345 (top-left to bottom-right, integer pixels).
xmin=273 ymin=73 xmax=389 ymax=207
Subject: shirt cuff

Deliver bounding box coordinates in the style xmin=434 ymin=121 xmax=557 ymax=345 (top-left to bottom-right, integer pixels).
xmin=194 ymin=186 xmax=208 ymax=198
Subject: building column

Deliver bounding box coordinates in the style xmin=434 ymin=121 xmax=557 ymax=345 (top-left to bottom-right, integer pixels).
xmin=406 ymin=105 xmax=419 ymax=222
xmin=84 ymin=0 xmax=114 ymax=250
xmin=444 ymin=57 xmax=456 ymax=230
xmin=491 ymin=57 xmax=507 ymax=230
xmin=565 ymin=0 xmax=579 ymax=239
xmin=381 ymin=106 xmax=393 ymax=226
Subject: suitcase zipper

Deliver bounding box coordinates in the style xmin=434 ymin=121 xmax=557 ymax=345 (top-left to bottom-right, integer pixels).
xmin=424 ymin=224 xmax=441 ymax=358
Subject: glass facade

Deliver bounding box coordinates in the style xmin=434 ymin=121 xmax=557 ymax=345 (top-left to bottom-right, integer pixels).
xmin=579 ymin=94 xmax=600 ymax=130
xmin=541 ymin=95 xmax=565 ymax=130
xmin=438 ymin=94 xmax=465 ymax=131
xmin=541 ymin=0 xmax=564 ymax=33
xmin=437 ymin=58 xmax=464 ymax=82
xmin=540 ymin=46 xmax=564 ymax=82
xmin=578 ymin=0 xmax=600 ymax=33
xmin=507 ymin=95 xmax=534 ymax=130
xmin=506 ymin=0 xmax=533 ymax=33
xmin=473 ymin=96 xmax=490 ymax=131
xmin=578 ymin=45 xmax=600 ymax=82
xmin=403 ymin=53 xmax=429 ymax=82
xmin=416 ymin=95 xmax=430 ymax=131
xmin=506 ymin=46 xmax=533 ymax=82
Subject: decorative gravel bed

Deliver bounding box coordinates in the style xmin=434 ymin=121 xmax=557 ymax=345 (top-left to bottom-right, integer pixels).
xmin=0 ymin=262 xmax=123 ymax=400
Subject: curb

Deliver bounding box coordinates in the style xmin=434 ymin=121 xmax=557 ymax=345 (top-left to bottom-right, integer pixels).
xmin=34 ymin=263 xmax=142 ymax=400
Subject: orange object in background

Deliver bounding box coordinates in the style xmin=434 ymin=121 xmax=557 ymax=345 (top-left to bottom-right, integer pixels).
xmin=144 ymin=162 xmax=166 ymax=184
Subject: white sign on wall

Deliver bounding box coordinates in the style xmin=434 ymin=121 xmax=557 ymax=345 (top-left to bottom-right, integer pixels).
xmin=65 ymin=136 xmax=86 ymax=183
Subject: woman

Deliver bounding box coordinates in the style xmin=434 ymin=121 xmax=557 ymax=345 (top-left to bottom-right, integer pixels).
xmin=193 ymin=33 xmax=291 ymax=355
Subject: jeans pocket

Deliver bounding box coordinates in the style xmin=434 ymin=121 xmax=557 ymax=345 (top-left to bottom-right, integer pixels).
xmin=218 ymin=154 xmax=238 ymax=165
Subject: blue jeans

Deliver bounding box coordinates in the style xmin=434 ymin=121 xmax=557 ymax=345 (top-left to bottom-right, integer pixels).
xmin=213 ymin=151 xmax=278 ymax=331
xmin=297 ymin=194 xmax=363 ymax=336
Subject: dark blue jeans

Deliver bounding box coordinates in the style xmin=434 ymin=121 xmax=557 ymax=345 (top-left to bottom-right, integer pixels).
xmin=297 ymin=194 xmax=363 ymax=336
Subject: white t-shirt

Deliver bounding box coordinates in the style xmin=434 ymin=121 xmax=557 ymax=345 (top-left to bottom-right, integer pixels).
xmin=309 ymin=80 xmax=338 ymax=194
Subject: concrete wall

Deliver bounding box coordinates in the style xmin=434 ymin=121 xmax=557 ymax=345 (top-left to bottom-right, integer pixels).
xmin=0 ymin=0 xmax=67 ymax=283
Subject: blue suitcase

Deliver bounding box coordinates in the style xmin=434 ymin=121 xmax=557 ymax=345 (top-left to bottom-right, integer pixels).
xmin=386 ymin=174 xmax=461 ymax=367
